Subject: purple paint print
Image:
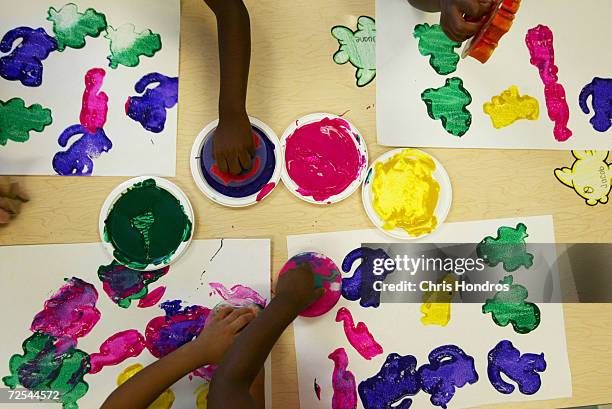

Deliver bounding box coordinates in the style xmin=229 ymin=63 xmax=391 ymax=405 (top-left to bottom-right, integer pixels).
xmin=0 ymin=27 xmax=57 ymax=87
xmin=358 ymin=353 xmax=421 ymax=409
xmin=30 ymin=277 xmax=100 ymax=350
xmin=80 ymin=68 xmax=108 ymax=134
xmin=52 ymin=124 xmax=112 ymax=176
xmin=418 ymin=345 xmax=479 ymax=409
xmin=342 ymin=247 xmax=396 ymax=308
xmin=209 ymin=282 xmax=267 ymax=308
xmin=335 ymin=307 xmax=382 ymax=360
xmin=125 ymin=72 xmax=178 ymax=133
xmin=579 ymin=77 xmax=612 ymax=132
xmin=138 ymin=286 xmax=166 ymax=308
xmin=98 ymin=261 xmax=169 ymax=309
xmin=314 ymin=378 xmax=322 ymax=400
xmin=328 ymin=347 xmax=358 ymax=409
xmin=487 ymin=340 xmax=546 ymax=395
xmin=89 ymin=329 xmax=145 ymax=374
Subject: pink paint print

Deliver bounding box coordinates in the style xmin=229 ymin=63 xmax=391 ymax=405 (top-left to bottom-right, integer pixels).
xmin=285 ymin=117 xmax=365 ymax=202
xmin=525 ymin=25 xmax=572 ymax=142
xmin=328 ymin=347 xmax=357 ymax=409
xmin=79 ymin=68 xmax=108 ymax=134
xmin=89 ymin=329 xmax=145 ymax=374
xmin=209 ymin=282 xmax=268 ymax=308
xmin=137 ymin=286 xmax=166 ymax=308
xmin=256 ymin=182 xmax=276 ymax=202
xmin=335 ymin=307 xmax=383 ymax=360
xmin=192 ymin=364 xmax=218 ymax=381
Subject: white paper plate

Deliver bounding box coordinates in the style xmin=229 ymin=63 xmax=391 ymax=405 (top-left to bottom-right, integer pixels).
xmin=280 ymin=113 xmax=369 ymax=205
xmin=362 ymin=148 xmax=452 ymax=240
xmin=190 ymin=117 xmax=282 ymax=208
xmin=99 ymin=176 xmax=195 ymax=271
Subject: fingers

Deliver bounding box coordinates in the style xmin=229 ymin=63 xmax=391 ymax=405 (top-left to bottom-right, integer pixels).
xmin=213 ymin=306 xmax=234 ymax=320
xmin=224 ymin=308 xmax=256 ymax=333
xmin=441 ymin=7 xmax=483 ymax=42
xmin=238 ymin=150 xmax=252 ymax=171
xmin=216 ymin=155 xmax=230 ymax=174
xmin=227 ymin=154 xmax=243 ymax=175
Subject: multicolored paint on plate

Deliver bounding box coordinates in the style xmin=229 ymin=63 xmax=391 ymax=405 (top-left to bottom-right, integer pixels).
xmin=281 ymin=113 xmax=368 ymax=204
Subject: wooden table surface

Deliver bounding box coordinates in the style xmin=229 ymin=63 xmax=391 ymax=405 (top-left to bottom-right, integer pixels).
xmin=1 ymin=0 xmax=611 ymax=408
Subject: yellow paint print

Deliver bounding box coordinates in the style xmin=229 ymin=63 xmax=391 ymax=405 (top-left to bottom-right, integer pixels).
xmin=555 ymin=150 xmax=611 ymax=206
xmin=117 ymin=363 xmax=176 ymax=409
xmin=483 ymin=85 xmax=539 ymax=129
xmin=420 ymin=274 xmax=456 ymax=326
xmin=195 ymin=383 xmax=210 ymax=409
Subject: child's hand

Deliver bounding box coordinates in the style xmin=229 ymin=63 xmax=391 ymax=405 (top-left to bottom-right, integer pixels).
xmin=0 ymin=177 xmax=29 ymax=224
xmin=275 ymin=264 xmax=325 ymax=313
xmin=439 ymin=0 xmax=494 ymax=42
xmin=212 ymin=113 xmax=255 ymax=175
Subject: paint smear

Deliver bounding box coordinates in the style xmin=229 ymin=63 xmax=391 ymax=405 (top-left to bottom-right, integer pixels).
xmin=52 ymin=124 xmax=112 ymax=176
xmin=335 ymin=307 xmax=382 ymax=360
xmin=420 ymin=273 xmax=456 ymax=327
xmin=0 ymin=27 xmax=57 ymax=87
xmin=314 ymin=378 xmax=322 ymax=400
xmin=80 ymin=68 xmax=108 ymax=133
xmin=209 ymin=282 xmax=268 ymax=308
xmin=279 ymin=252 xmax=341 ymax=317
xmin=104 ymin=23 xmax=161 ymax=69
xmin=125 ymin=73 xmax=178 ymax=133
xmin=483 ymin=276 xmax=541 ymax=334
xmin=195 ymin=383 xmax=209 ymax=409
xmin=256 ymin=182 xmax=276 ymax=201
xmin=488 ymin=340 xmax=546 ymax=395
xmin=0 ymin=98 xmax=53 ymax=146
xmin=418 ymin=345 xmax=479 ymax=408
xmin=285 ymin=116 xmax=365 ymax=202
xmin=103 ymin=178 xmax=192 ymax=270
xmin=580 ymin=77 xmax=612 ymax=132
xmin=525 ymin=25 xmax=572 ymax=142
xmin=477 ymin=223 xmax=534 ymax=272
xmin=372 ymin=149 xmax=440 ymax=236
xmin=331 ymin=16 xmax=376 ymax=87
xmin=422 ymin=77 xmax=473 ymax=137
xmin=358 ymin=353 xmax=420 ymax=409
xmin=342 ymin=247 xmax=395 ymax=308
xmin=47 ymin=3 xmax=107 ymax=51
xmin=414 ymin=23 xmax=461 ymax=75
xmin=117 ymin=363 xmax=175 ymax=409
xmin=192 ymin=364 xmax=218 ymax=382
xmin=89 ymin=330 xmax=145 ymax=374
xmin=98 ymin=261 xmax=170 ymax=308
xmin=555 ymin=150 xmax=611 ymax=206
xmin=30 ymin=277 xmax=100 ymax=350
xmin=328 ymin=348 xmax=357 ymax=409
xmin=138 ymin=286 xmax=167 ymax=308
xmin=483 ymin=86 xmax=539 ymax=129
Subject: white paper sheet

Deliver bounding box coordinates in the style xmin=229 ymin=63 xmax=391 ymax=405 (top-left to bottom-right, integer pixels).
xmin=0 ymin=239 xmax=272 ymax=409
xmin=288 ymin=216 xmax=572 ymax=409
xmin=377 ymin=0 xmax=612 ymax=149
xmin=0 ymin=0 xmax=179 ymax=175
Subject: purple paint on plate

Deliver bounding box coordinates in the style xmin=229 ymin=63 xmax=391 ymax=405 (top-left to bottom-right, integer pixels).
xmin=487 ymin=340 xmax=546 ymax=395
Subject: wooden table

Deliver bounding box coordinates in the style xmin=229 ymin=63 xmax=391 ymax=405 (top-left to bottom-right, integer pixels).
xmin=2 ymin=0 xmax=611 ymax=407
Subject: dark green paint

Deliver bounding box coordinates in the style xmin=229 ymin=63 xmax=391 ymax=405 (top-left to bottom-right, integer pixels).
xmin=477 ymin=222 xmax=534 ymax=272
xmin=482 ymin=276 xmax=541 ymax=334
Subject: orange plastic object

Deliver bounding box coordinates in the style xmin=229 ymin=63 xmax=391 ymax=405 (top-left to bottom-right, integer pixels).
xmin=462 ymin=0 xmax=521 ymax=63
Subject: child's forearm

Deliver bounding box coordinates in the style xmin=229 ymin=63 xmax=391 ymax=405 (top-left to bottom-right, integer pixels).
xmin=408 ymin=0 xmax=441 ymax=12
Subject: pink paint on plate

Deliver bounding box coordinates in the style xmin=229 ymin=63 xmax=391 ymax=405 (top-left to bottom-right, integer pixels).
xmin=137 ymin=286 xmax=166 ymax=308
xmin=256 ymin=182 xmax=276 ymax=202
xmin=328 ymin=347 xmax=357 ymax=409
xmin=335 ymin=307 xmax=383 ymax=360
xmin=89 ymin=329 xmax=145 ymax=374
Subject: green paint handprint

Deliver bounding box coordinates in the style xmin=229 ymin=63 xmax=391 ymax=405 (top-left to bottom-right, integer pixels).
xmin=477 ymin=223 xmax=534 ymax=272
xmin=421 ymin=77 xmax=472 ymax=136
xmin=414 ymin=23 xmax=461 ymax=75
xmin=105 ymin=24 xmax=162 ymax=69
xmin=47 ymin=3 xmax=107 ymax=51
xmin=331 ymin=16 xmax=376 ymax=87
xmin=0 ymin=98 xmax=52 ymax=146
xmin=483 ymin=276 xmax=541 ymax=334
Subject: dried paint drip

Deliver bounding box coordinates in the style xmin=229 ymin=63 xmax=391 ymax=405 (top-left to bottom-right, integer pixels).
xmin=525 ymin=25 xmax=572 ymax=142
xmin=138 ymin=286 xmax=167 ymax=308
xmin=328 ymin=348 xmax=358 ymax=409
xmin=279 ymin=252 xmax=341 ymax=317
xmin=125 ymin=73 xmax=179 ymax=134
xmin=200 ymin=126 xmax=276 ymax=198
xmin=314 ymin=378 xmax=322 ymax=400
xmin=80 ymin=68 xmax=108 ymax=134
xmin=372 ymin=149 xmax=440 ymax=237
xmin=104 ymin=178 xmax=192 ymax=270
xmin=422 ymin=77 xmax=472 ymax=137
xmin=483 ymin=276 xmax=541 ymax=334
xmin=0 ymin=27 xmax=57 ymax=87
xmin=342 ymin=247 xmax=395 ymax=308
xmin=579 ymin=77 xmax=612 ymax=133
xmin=47 ymin=3 xmax=107 ymax=51
xmin=209 ymin=282 xmax=268 ymax=308
xmin=0 ymin=98 xmax=53 ymax=146
xmin=117 ymin=363 xmax=175 ymax=408
xmin=420 ymin=273 xmax=456 ymax=327
xmin=483 ymin=86 xmax=539 ymax=129
xmin=555 ymin=150 xmax=611 ymax=206
xmin=418 ymin=345 xmax=479 ymax=408
xmin=414 ymin=23 xmax=461 ymax=75
xmin=89 ymin=330 xmax=145 ymax=374
xmin=98 ymin=261 xmax=170 ymax=308
xmin=285 ymin=117 xmax=365 ymax=202
xmin=335 ymin=307 xmax=383 ymax=360
xmin=488 ymin=340 xmax=546 ymax=395
xmin=477 ymin=223 xmax=534 ymax=272
xmin=358 ymin=353 xmax=420 ymax=409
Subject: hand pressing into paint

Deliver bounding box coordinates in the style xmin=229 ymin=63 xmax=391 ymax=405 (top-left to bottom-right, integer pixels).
xmin=213 ymin=114 xmax=255 ymax=175
xmin=275 ymin=263 xmax=325 ymax=313
xmin=0 ymin=177 xmax=29 ymax=225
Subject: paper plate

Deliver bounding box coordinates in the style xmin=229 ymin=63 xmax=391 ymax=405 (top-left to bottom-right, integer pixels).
xmin=280 ymin=113 xmax=369 ymax=205
xmin=362 ymin=148 xmax=452 ymax=240
xmin=190 ymin=117 xmax=282 ymax=207
xmin=99 ymin=176 xmax=195 ymax=271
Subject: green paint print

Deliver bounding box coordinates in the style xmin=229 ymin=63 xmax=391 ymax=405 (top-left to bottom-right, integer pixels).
xmin=477 ymin=223 xmax=534 ymax=272
xmin=105 ymin=24 xmax=162 ymax=69
xmin=483 ymin=276 xmax=541 ymax=334
xmin=421 ymin=77 xmax=472 ymax=137
xmin=331 ymin=16 xmax=376 ymax=87
xmin=3 ymin=333 xmax=90 ymax=409
xmin=414 ymin=23 xmax=461 ymax=75
xmin=47 ymin=3 xmax=107 ymax=52
xmin=104 ymin=178 xmax=192 ymax=270
xmin=0 ymin=98 xmax=52 ymax=146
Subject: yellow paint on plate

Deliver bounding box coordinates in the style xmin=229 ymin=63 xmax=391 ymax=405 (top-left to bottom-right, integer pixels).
xmin=420 ymin=274 xmax=456 ymax=326
xmin=483 ymin=85 xmax=539 ymax=128
xmin=195 ymin=383 xmax=210 ymax=409
xmin=372 ymin=149 xmax=440 ymax=236
xmin=117 ymin=363 xmax=176 ymax=409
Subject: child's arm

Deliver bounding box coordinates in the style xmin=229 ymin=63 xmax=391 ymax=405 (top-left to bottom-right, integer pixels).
xmin=208 ymin=264 xmax=323 ymax=409
xmin=204 ymin=0 xmax=255 ymax=176
xmin=101 ymin=307 xmax=255 ymax=409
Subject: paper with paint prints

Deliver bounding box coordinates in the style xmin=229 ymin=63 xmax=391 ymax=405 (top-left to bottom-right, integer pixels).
xmin=0 ymin=239 xmax=272 ymax=409
xmin=377 ymin=0 xmax=612 ymax=149
xmin=0 ymin=0 xmax=179 ymax=176
xmin=287 ymin=216 xmax=572 ymax=409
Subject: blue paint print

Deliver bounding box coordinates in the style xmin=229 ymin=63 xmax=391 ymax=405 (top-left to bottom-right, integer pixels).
xmin=358 ymin=353 xmax=421 ymax=409
xmin=125 ymin=73 xmax=178 ymax=133
xmin=418 ymin=345 xmax=479 ymax=408
xmin=52 ymin=124 xmax=112 ymax=176
xmin=0 ymin=27 xmax=57 ymax=87
xmin=342 ymin=247 xmax=395 ymax=308
xmin=487 ymin=340 xmax=546 ymax=395
xmin=579 ymin=77 xmax=612 ymax=132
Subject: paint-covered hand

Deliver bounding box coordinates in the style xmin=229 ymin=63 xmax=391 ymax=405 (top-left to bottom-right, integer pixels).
xmin=0 ymin=177 xmax=29 ymax=224
xmin=275 ymin=264 xmax=325 ymax=313
xmin=439 ymin=0 xmax=495 ymax=42
xmin=192 ymin=306 xmax=256 ymax=364
xmin=212 ymin=113 xmax=255 ymax=175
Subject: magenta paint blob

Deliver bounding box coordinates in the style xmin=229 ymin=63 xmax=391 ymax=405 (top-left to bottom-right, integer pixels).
xmin=279 ymin=252 xmax=342 ymax=318
xmin=335 ymin=307 xmax=383 ymax=360
xmin=137 ymin=286 xmax=166 ymax=308
xmin=80 ymin=68 xmax=108 ymax=134
xmin=89 ymin=329 xmax=145 ymax=374
xmin=256 ymin=182 xmax=276 ymax=202
xmin=209 ymin=282 xmax=268 ymax=308
xmin=284 ymin=116 xmax=365 ymax=202
xmin=328 ymin=347 xmax=358 ymax=409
